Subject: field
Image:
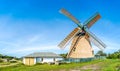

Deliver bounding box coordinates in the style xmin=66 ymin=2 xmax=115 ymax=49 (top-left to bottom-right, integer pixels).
xmin=0 ymin=59 xmax=120 ymax=71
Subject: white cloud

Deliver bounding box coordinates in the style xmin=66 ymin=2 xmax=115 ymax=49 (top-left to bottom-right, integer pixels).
xmin=28 ymin=35 xmax=40 ymax=43
xmin=2 ymin=44 xmax=63 ymax=57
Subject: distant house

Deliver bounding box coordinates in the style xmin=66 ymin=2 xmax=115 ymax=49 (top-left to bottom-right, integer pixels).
xmin=23 ymin=52 xmax=63 ymax=65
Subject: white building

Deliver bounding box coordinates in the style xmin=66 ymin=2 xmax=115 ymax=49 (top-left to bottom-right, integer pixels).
xmin=23 ymin=52 xmax=63 ymax=65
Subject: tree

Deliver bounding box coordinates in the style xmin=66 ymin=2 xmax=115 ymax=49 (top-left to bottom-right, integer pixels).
xmin=107 ymin=49 xmax=120 ymax=59
xmin=60 ymin=53 xmax=67 ymax=58
xmin=96 ymin=50 xmax=107 ymax=56
xmin=0 ymin=54 xmax=2 ymax=58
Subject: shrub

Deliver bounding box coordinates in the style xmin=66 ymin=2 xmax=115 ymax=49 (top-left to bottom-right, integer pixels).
xmin=0 ymin=59 xmax=3 ymax=62
xmin=10 ymin=60 xmax=17 ymax=63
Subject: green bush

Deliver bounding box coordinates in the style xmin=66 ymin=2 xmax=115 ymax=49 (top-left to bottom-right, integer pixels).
xmin=10 ymin=60 xmax=17 ymax=63
xmin=0 ymin=59 xmax=3 ymax=62
xmin=107 ymin=50 xmax=120 ymax=59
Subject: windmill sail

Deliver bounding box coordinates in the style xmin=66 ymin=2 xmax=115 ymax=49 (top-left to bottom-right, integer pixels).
xmin=84 ymin=12 xmax=101 ymax=28
xmin=60 ymin=8 xmax=80 ymax=24
xmin=85 ymin=29 xmax=106 ymax=50
xmin=59 ymin=8 xmax=83 ymax=28
xmin=58 ymin=28 xmax=80 ymax=49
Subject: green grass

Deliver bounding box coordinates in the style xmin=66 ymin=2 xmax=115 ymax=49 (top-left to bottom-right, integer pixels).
xmin=0 ymin=62 xmax=10 ymax=65
xmin=0 ymin=59 xmax=119 ymax=71
xmin=101 ymin=59 xmax=120 ymax=71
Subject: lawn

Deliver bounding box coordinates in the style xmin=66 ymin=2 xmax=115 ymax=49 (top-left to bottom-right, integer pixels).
xmin=0 ymin=59 xmax=120 ymax=71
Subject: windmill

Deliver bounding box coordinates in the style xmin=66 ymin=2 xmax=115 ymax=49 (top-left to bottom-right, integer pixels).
xmin=58 ymin=8 xmax=106 ymax=58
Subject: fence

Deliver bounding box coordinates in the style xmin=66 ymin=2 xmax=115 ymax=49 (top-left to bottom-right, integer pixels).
xmin=64 ymin=56 xmax=106 ymax=62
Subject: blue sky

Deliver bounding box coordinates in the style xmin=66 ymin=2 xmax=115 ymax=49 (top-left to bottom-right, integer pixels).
xmin=0 ymin=0 xmax=120 ymax=57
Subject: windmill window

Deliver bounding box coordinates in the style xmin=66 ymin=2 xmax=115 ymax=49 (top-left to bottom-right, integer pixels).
xmin=92 ymin=50 xmax=94 ymax=55
xmin=73 ymin=48 xmax=76 ymax=51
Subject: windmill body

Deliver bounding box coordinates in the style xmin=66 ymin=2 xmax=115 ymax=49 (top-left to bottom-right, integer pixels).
xmin=58 ymin=8 xmax=106 ymax=59
xmin=67 ymin=34 xmax=94 ymax=58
